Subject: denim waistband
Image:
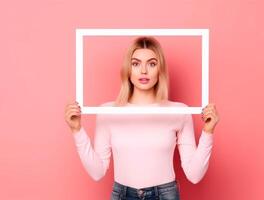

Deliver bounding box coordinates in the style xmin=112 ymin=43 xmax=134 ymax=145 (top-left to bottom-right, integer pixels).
xmin=112 ymin=179 xmax=179 ymax=199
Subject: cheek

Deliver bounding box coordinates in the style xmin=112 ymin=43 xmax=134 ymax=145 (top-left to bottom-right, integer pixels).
xmin=150 ymin=71 xmax=159 ymax=80
xmin=130 ymin=72 xmax=138 ymax=83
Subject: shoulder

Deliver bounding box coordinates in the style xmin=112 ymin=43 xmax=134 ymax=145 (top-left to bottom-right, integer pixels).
xmin=96 ymin=101 xmax=114 ymax=124
xmin=96 ymin=101 xmax=115 ymax=120
xmin=165 ymin=100 xmax=190 ymax=107
xmin=98 ymin=101 xmax=116 ymax=107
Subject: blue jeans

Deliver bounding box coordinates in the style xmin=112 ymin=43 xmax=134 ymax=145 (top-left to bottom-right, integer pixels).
xmin=111 ymin=180 xmax=181 ymax=200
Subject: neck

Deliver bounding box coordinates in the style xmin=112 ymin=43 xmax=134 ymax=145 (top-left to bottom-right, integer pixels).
xmin=129 ymin=87 xmax=157 ymax=104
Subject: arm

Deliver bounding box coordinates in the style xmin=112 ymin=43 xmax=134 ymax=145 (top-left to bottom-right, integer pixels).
xmin=72 ymin=114 xmax=111 ymax=181
xmin=177 ymin=113 xmax=214 ymax=184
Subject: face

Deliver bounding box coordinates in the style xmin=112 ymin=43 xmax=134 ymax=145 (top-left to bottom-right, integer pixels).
xmin=130 ymin=48 xmax=159 ymax=91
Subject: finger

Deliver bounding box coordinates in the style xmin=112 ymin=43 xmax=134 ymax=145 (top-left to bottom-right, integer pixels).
xmin=65 ymin=107 xmax=81 ymax=116
xmin=66 ymin=113 xmax=81 ymax=122
xmin=204 ymin=111 xmax=215 ymax=117
xmin=67 ymin=104 xmax=81 ymax=110
xmin=203 ymin=104 xmax=216 ymax=111
xmin=202 ymin=114 xmax=208 ymax=121
xmin=67 ymin=101 xmax=80 ymax=107
xmin=66 ymin=108 xmax=81 ymax=116
xmin=210 ymin=112 xmax=219 ymax=122
xmin=203 ymin=107 xmax=215 ymax=112
xmin=65 ymin=110 xmax=80 ymax=120
xmin=65 ymin=104 xmax=81 ymax=112
xmin=203 ymin=113 xmax=213 ymax=122
xmin=65 ymin=103 xmax=74 ymax=112
xmin=204 ymin=113 xmax=217 ymax=122
xmin=66 ymin=110 xmax=81 ymax=121
xmin=202 ymin=110 xmax=211 ymax=116
xmin=207 ymin=103 xmax=216 ymax=108
xmin=202 ymin=111 xmax=214 ymax=118
xmin=201 ymin=107 xmax=207 ymax=114
xmin=204 ymin=110 xmax=214 ymax=115
xmin=202 ymin=106 xmax=213 ymax=113
xmin=65 ymin=108 xmax=81 ymax=118
xmin=203 ymin=108 xmax=217 ymax=116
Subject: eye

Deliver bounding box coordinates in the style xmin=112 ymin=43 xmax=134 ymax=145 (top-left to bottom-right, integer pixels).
xmin=132 ymin=62 xmax=139 ymax=67
xmin=149 ymin=62 xmax=157 ymax=67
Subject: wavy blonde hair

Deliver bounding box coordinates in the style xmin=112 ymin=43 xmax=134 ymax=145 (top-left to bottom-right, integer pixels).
xmin=114 ymin=36 xmax=170 ymax=106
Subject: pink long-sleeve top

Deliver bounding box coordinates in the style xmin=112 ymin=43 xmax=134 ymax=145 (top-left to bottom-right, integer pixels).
xmin=72 ymin=100 xmax=214 ymax=189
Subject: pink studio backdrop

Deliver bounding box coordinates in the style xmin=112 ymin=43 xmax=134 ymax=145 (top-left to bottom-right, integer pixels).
xmin=0 ymin=0 xmax=263 ymax=200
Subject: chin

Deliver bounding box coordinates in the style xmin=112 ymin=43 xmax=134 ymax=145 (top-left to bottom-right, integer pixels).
xmin=135 ymin=84 xmax=155 ymax=91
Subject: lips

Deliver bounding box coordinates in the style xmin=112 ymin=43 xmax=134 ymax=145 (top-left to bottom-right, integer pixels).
xmin=138 ymin=78 xmax=150 ymax=84
xmin=139 ymin=78 xmax=150 ymax=81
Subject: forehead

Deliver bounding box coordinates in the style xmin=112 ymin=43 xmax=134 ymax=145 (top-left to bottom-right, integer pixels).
xmin=132 ymin=48 xmax=157 ymax=60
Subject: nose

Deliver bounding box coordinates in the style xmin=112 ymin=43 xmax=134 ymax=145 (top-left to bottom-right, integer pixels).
xmin=140 ymin=64 xmax=148 ymax=74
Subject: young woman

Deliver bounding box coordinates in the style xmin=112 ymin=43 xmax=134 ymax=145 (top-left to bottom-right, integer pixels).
xmin=64 ymin=36 xmax=220 ymax=200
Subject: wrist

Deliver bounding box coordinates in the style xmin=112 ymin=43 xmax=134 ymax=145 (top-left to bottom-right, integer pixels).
xmin=71 ymin=127 xmax=81 ymax=134
xmin=203 ymin=127 xmax=214 ymax=134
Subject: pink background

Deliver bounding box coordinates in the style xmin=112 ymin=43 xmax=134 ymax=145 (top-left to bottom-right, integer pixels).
xmin=0 ymin=0 xmax=263 ymax=199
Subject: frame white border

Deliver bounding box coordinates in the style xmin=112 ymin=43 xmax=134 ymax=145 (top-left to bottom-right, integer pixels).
xmin=76 ymin=28 xmax=209 ymax=114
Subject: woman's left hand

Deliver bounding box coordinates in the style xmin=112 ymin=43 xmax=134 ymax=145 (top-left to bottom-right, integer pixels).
xmin=201 ymin=103 xmax=220 ymax=134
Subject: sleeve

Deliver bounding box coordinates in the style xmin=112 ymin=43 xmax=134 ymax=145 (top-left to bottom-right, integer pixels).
xmin=72 ymin=114 xmax=112 ymax=181
xmin=176 ymin=113 xmax=214 ymax=184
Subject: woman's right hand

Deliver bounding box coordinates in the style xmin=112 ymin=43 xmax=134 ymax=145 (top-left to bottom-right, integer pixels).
xmin=64 ymin=101 xmax=82 ymax=134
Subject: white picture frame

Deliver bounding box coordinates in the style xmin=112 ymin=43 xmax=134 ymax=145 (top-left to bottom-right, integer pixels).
xmin=76 ymin=28 xmax=209 ymax=114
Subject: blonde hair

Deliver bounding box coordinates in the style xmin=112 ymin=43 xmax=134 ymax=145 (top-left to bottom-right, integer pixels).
xmin=114 ymin=36 xmax=170 ymax=106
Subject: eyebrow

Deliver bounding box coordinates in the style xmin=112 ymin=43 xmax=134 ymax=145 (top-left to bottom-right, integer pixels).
xmin=131 ymin=57 xmax=158 ymax=62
